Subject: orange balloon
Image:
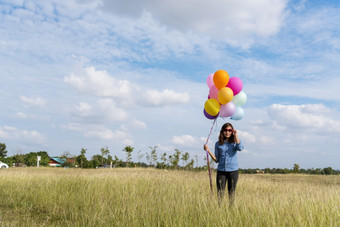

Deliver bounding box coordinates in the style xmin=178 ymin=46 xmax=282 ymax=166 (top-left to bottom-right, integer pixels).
xmin=213 ymin=70 xmax=229 ymax=90
xmin=204 ymin=99 xmax=220 ymax=116
xmin=218 ymin=87 xmax=233 ymax=104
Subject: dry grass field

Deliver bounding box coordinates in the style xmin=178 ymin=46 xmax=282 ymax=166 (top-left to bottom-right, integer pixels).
xmin=0 ymin=168 xmax=339 ymax=226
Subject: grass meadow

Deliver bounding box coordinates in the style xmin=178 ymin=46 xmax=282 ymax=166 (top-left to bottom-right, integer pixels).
xmin=0 ymin=168 xmax=339 ymax=226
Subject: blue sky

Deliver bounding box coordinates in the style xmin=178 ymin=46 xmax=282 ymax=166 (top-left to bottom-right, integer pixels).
xmin=1 ymin=0 xmax=340 ymax=169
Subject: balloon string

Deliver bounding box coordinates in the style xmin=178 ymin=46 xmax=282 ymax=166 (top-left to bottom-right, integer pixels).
xmin=205 ymin=116 xmax=218 ymax=195
xmin=205 ymin=116 xmax=218 ymax=145
xmin=206 ymin=150 xmax=213 ymax=195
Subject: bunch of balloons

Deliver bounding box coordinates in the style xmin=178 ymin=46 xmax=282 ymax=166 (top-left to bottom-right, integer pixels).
xmin=204 ymin=69 xmax=247 ymax=120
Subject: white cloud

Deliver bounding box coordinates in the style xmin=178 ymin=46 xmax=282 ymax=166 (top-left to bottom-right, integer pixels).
xmin=20 ymin=95 xmax=45 ymax=107
xmin=200 ymin=136 xmax=207 ymax=143
xmin=0 ymin=125 xmax=46 ymax=143
xmin=270 ymin=121 xmax=287 ymax=131
xmin=97 ymin=99 xmax=128 ymax=122
xmin=302 ymin=104 xmax=330 ymax=114
xmin=64 ymin=67 xmax=132 ymax=99
xmin=1 ymin=0 xmax=25 ymax=5
xmin=101 ymin=0 xmax=288 ymax=46
xmin=84 ymin=128 xmax=132 ymax=144
xmin=238 ymin=148 xmax=258 ymax=157
xmin=65 ymin=66 xmax=190 ymax=107
xmin=141 ymin=89 xmax=190 ymax=107
xmin=127 ymin=120 xmax=147 ymax=130
xmin=238 ymin=130 xmax=256 ymax=143
xmin=172 ymin=135 xmax=197 ymax=146
xmin=15 ymin=112 xmax=27 ymax=119
xmin=71 ymin=99 xmax=128 ymax=123
xmin=157 ymin=144 xmax=175 ymax=153
xmin=60 ymin=123 xmax=83 ymax=131
xmin=258 ymin=135 xmax=275 ymax=144
xmin=292 ymin=0 xmax=306 ymax=11
xmin=267 ymin=104 xmax=340 ymax=133
xmin=62 ymin=123 xmax=133 ymax=143
xmin=75 ymin=102 xmax=92 ymax=117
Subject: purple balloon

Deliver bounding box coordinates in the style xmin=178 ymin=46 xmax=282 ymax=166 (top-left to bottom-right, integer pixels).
xmin=220 ymin=102 xmax=236 ymax=117
xmin=204 ymin=109 xmax=218 ymax=120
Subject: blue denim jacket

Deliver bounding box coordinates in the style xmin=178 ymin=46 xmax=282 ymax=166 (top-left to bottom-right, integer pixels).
xmin=215 ymin=141 xmax=244 ymax=172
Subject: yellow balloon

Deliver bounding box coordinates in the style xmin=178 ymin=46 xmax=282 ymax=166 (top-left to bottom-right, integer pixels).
xmin=204 ymin=99 xmax=220 ymax=116
xmin=218 ymin=87 xmax=233 ymax=104
xmin=213 ymin=70 xmax=229 ymax=90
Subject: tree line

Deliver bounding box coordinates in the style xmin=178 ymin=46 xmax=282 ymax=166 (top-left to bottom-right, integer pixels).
xmin=0 ymin=143 xmax=338 ymax=174
xmin=0 ymin=143 xmax=198 ymax=170
xmin=240 ymin=163 xmax=339 ymax=175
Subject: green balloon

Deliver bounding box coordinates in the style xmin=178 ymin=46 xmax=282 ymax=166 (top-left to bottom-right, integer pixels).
xmin=232 ymin=91 xmax=247 ymax=106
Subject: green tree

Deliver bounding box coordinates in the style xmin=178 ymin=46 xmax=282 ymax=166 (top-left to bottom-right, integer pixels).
xmin=101 ymin=146 xmax=110 ymax=165
xmin=60 ymin=151 xmax=73 ymax=159
xmin=145 ymin=152 xmax=152 ymax=166
xmin=91 ymin=154 xmax=103 ymax=168
xmin=264 ymin=168 xmax=272 ymax=174
xmin=59 ymin=151 xmax=75 ymax=167
xmin=80 ymin=148 xmax=87 ymax=168
xmin=13 ymin=149 xmax=25 ymax=166
xmin=169 ymin=149 xmax=181 ymax=169
xmin=21 ymin=151 xmax=49 ymax=167
xmin=181 ymin=152 xmax=190 ymax=168
xmin=112 ymin=155 xmax=124 ymax=167
xmin=0 ymin=143 xmax=8 ymax=160
xmin=195 ymin=155 xmax=198 ymax=168
xmin=185 ymin=159 xmax=195 ymax=170
xmin=3 ymin=156 xmax=14 ymax=167
xmin=315 ymin=168 xmax=322 ymax=174
xmin=149 ymin=146 xmax=158 ymax=167
xmin=137 ymin=150 xmax=144 ymax=166
xmin=37 ymin=151 xmax=49 ymax=166
xmin=322 ymin=167 xmax=334 ymax=175
xmin=123 ymin=146 xmax=134 ymax=167
xmin=107 ymin=155 xmax=113 ymax=167
xmin=160 ymin=152 xmax=167 ymax=169
xmin=293 ymin=163 xmax=300 ymax=173
xmin=24 ymin=152 xmax=39 ymax=166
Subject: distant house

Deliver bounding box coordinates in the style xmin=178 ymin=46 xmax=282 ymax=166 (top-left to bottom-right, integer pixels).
xmin=48 ymin=157 xmax=66 ymax=167
xmin=256 ymin=169 xmax=265 ymax=174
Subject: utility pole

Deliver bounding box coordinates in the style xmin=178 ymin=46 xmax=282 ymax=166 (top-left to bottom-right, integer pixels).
xmin=37 ymin=156 xmax=41 ymax=167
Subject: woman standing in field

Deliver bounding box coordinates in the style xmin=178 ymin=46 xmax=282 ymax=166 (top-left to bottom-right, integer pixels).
xmin=204 ymin=122 xmax=244 ymax=205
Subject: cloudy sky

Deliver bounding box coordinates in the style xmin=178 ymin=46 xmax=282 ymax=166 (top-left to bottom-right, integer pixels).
xmin=1 ymin=0 xmax=340 ymax=169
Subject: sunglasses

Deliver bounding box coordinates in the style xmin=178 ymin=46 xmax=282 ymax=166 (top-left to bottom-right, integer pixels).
xmin=223 ymin=129 xmax=234 ymax=132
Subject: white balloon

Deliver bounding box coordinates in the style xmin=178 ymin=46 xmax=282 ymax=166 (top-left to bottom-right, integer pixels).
xmin=232 ymin=91 xmax=247 ymax=106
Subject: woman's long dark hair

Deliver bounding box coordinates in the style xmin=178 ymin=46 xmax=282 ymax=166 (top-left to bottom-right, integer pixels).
xmin=218 ymin=123 xmax=237 ymax=145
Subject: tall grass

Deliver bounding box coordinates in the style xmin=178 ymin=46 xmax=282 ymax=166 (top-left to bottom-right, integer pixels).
xmin=0 ymin=168 xmax=339 ymax=226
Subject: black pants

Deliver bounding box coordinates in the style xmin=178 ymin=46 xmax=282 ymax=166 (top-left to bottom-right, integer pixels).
xmin=216 ymin=170 xmax=239 ymax=203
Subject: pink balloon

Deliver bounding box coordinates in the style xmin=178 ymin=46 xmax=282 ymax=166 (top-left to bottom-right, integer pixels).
xmin=226 ymin=77 xmax=243 ymax=95
xmin=219 ymin=102 xmax=236 ymax=117
xmin=209 ymin=85 xmax=219 ymax=100
xmin=206 ymin=73 xmax=214 ymax=88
